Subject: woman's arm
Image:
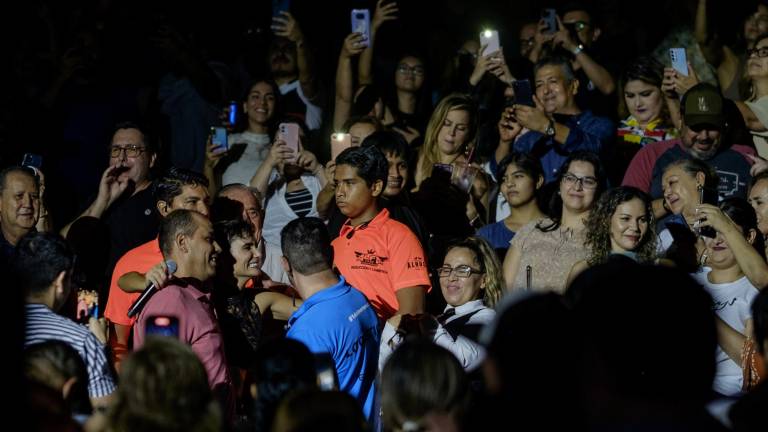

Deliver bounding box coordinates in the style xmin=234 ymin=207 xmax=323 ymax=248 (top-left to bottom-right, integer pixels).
xmin=254 ymin=291 xmax=301 ymax=321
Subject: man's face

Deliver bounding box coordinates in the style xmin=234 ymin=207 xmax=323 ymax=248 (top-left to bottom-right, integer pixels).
xmin=109 ymin=128 xmax=155 ymax=184
xmin=563 ymin=10 xmax=598 ymax=47
xmin=220 ymin=187 xmax=262 ymax=229
xmin=269 ymin=39 xmax=297 ymax=77
xmin=519 ymin=23 xmax=537 ymax=58
xmin=681 ymin=124 xmax=722 ymax=160
xmin=535 ymin=65 xmax=577 ymax=114
xmin=0 ymin=171 xmax=39 ymax=235
xmin=383 ymin=152 xmax=408 ymax=198
xmin=184 ymin=215 xmax=220 ymax=281
xmin=334 ymin=164 xmax=379 ymax=220
xmin=163 ymin=184 xmax=210 ymax=217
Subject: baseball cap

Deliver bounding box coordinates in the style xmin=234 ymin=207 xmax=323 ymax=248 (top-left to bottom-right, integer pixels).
xmin=682 ymin=83 xmax=725 ymax=130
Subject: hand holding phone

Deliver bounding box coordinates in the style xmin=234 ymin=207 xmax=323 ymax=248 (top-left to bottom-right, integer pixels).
xmin=210 ymin=127 xmax=229 ymax=154
xmin=431 ymin=163 xmax=454 ymax=185
xmin=512 ymin=79 xmax=535 ymax=107
xmin=351 ymin=9 xmax=371 ymax=47
xmin=696 ymin=186 xmax=719 ymax=238
xmin=331 ymin=133 xmax=352 ymax=161
xmin=479 ymin=29 xmax=500 ymax=57
xmin=22 ymin=153 xmax=43 ymax=170
xmin=278 ymin=123 xmax=300 ymax=163
xmin=669 ymin=48 xmax=689 ymax=76
xmin=145 ymin=315 xmax=180 ymax=338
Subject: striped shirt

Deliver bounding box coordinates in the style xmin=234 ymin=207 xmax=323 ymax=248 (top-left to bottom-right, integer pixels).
xmin=285 ymin=188 xmax=313 ymax=217
xmin=25 ymin=303 xmax=116 ymax=398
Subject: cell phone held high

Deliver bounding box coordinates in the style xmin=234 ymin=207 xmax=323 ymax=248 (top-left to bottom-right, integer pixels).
xmin=697 ymin=186 xmax=719 ymax=238
xmin=211 ymin=127 xmax=228 ymax=152
xmin=542 ymin=9 xmax=558 ymax=35
xmin=479 ymin=29 xmax=500 ymax=57
xmin=278 ymin=123 xmax=300 ymax=163
xmin=22 ymin=153 xmax=43 ymax=170
xmin=145 ymin=315 xmax=180 ymax=338
xmin=330 ymin=133 xmax=352 ymax=161
xmin=669 ymin=48 xmax=688 ymax=76
xmin=351 ymin=9 xmax=371 ymax=47
xmin=512 ymin=79 xmax=535 ymax=107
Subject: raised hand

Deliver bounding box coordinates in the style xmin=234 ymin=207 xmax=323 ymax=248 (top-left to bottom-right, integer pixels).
xmin=272 ymin=11 xmax=304 ymax=43
xmin=341 ymin=32 xmax=366 ymax=58
xmin=372 ymin=0 xmax=399 ymax=32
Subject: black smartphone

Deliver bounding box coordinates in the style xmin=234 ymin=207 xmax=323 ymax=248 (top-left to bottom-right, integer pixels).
xmin=512 ymin=79 xmax=535 ymax=107
xmin=542 ymin=8 xmax=558 ymax=35
xmin=145 ymin=315 xmax=180 ymax=338
xmin=698 ymin=187 xmax=719 ymax=238
xmin=22 ymin=153 xmax=43 ymax=170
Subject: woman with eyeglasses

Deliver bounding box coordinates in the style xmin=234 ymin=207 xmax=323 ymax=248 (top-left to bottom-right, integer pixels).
xmin=735 ymin=33 xmax=768 ymax=155
xmin=566 ymin=186 xmax=657 ymax=287
xmin=212 ymin=219 xmax=300 ymax=370
xmin=690 ymin=198 xmax=765 ymax=396
xmin=477 ymin=152 xmax=545 ymax=258
xmin=503 ymin=151 xmax=604 ymax=294
xmin=380 ymin=237 xmax=502 ymax=371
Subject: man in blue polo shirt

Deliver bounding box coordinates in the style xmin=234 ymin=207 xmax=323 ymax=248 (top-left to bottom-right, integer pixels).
xmin=280 ymin=217 xmax=379 ymax=423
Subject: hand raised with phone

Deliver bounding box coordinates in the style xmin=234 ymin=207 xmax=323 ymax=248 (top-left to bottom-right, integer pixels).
xmin=272 ymin=11 xmax=304 ymax=43
xmin=341 ymin=32 xmax=367 ymax=58
xmin=498 ymin=107 xmax=523 ymax=143
xmin=266 ymin=138 xmax=297 ymax=168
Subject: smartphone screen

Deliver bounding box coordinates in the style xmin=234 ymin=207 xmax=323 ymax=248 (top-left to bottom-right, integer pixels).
xmin=351 ymin=9 xmax=371 ymax=47
xmin=479 ymin=30 xmax=500 ymax=56
xmin=211 ymin=127 xmax=228 ymax=152
xmin=279 ymin=123 xmax=300 ymax=163
xmin=669 ymin=48 xmax=688 ymax=76
xmin=512 ymin=79 xmax=535 ymax=107
xmin=145 ymin=315 xmax=180 ymax=338
xmin=542 ymin=9 xmax=558 ymax=35
xmin=331 ymin=133 xmax=352 ymax=160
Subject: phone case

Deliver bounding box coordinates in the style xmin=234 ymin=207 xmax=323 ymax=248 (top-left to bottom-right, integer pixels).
xmin=351 ymin=9 xmax=371 ymax=47
xmin=512 ymin=79 xmax=535 ymax=107
xmin=22 ymin=153 xmax=43 ymax=169
xmin=279 ymin=123 xmax=300 ymax=162
xmin=479 ymin=30 xmax=500 ymax=56
xmin=331 ymin=133 xmax=352 ymax=160
xmin=542 ymin=9 xmax=558 ymax=35
xmin=669 ymin=48 xmax=688 ymax=76
xmin=146 ymin=315 xmax=180 ymax=338
xmin=211 ymin=127 xmax=228 ymax=151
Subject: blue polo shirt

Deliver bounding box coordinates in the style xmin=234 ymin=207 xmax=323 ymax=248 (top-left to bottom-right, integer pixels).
xmin=286 ymin=277 xmax=380 ymax=421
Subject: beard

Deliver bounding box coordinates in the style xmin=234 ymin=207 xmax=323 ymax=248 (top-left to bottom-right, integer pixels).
xmin=685 ymin=137 xmax=720 ymax=160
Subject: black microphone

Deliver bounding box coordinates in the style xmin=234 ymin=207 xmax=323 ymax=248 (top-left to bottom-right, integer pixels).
xmin=127 ymin=260 xmax=177 ymax=318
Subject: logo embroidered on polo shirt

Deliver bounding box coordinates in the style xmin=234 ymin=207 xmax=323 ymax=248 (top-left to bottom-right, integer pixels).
xmin=354 ymin=249 xmax=388 ymax=267
xmin=407 ymin=257 xmax=425 ymax=269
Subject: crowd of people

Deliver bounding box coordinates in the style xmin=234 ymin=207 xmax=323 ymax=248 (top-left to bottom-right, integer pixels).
xmin=7 ymin=0 xmax=768 ymax=431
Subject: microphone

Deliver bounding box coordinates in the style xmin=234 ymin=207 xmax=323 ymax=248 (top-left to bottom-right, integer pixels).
xmin=127 ymin=260 xmax=177 ymax=318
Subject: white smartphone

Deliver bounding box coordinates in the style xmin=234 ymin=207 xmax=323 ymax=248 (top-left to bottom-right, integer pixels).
xmin=330 ymin=133 xmax=352 ymax=161
xmin=669 ymin=48 xmax=688 ymax=76
xmin=278 ymin=123 xmax=300 ymax=163
xmin=351 ymin=9 xmax=371 ymax=47
xmin=480 ymin=29 xmax=500 ymax=57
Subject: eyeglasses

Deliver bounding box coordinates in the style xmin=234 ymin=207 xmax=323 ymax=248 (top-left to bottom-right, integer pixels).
xmin=520 ymin=37 xmax=535 ymax=46
xmin=397 ymin=64 xmax=425 ymax=76
xmin=561 ymin=173 xmax=598 ymax=189
xmin=564 ymin=21 xmax=591 ymax=32
xmin=436 ymin=265 xmax=483 ymax=278
xmin=110 ymin=145 xmax=147 ymax=158
xmin=747 ymin=47 xmax=768 ymax=58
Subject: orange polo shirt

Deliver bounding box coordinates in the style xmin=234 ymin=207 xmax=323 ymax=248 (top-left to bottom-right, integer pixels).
xmin=332 ymin=208 xmax=431 ymax=319
xmin=104 ymin=238 xmax=162 ymax=326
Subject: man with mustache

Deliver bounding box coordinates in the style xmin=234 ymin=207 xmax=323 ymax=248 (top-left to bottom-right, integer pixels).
xmin=0 ymin=167 xmax=40 ymax=265
xmin=623 ymin=83 xmax=755 ymax=218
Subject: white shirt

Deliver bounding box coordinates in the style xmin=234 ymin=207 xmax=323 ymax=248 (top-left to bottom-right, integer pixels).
xmin=221 ymin=131 xmax=271 ymax=187
xmin=691 ymin=269 xmax=759 ymax=396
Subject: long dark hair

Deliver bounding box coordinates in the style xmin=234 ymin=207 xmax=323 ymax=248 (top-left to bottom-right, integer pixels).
xmin=720 ymin=197 xmax=766 ymax=260
xmin=537 ymin=151 xmax=605 ymax=232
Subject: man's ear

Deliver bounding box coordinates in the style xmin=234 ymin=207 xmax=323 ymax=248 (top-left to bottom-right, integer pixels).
xmin=156 ymin=200 xmax=169 ymax=216
xmin=536 ymin=175 xmax=545 ymax=190
xmin=371 ymin=179 xmax=384 ymax=198
xmin=53 ymin=270 xmax=68 ymax=298
xmin=177 ymin=232 xmax=189 ymax=254
xmin=149 ymin=152 xmax=158 ymax=169
xmin=61 ymin=377 xmax=78 ymax=401
xmin=570 ymin=78 xmax=580 ymax=96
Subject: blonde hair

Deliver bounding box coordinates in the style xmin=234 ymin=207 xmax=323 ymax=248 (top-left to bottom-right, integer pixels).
xmin=444 ymin=237 xmax=503 ymax=308
xmin=417 ymin=94 xmax=478 ymax=184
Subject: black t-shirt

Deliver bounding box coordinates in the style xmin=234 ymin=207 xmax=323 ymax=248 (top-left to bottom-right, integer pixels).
xmin=103 ymin=185 xmax=159 ymax=280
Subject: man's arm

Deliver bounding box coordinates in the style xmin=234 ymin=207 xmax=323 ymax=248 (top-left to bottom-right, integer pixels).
xmin=117 ymin=261 xmax=169 ymax=294
xmin=552 ymin=15 xmax=614 ymax=94
xmin=273 ymin=12 xmax=318 ymax=100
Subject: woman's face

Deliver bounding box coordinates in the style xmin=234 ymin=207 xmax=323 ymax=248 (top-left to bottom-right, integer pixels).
xmin=624 ymin=79 xmax=663 ymax=126
xmin=230 ymin=233 xmax=264 ymax=281
xmin=436 ymin=109 xmax=470 ymax=157
xmin=704 ymin=226 xmax=751 ymax=270
xmin=501 ymin=163 xmax=539 ymax=208
xmin=748 ymin=178 xmax=768 ymax=235
xmin=747 ymin=37 xmax=768 ymax=79
xmin=244 ymin=81 xmax=276 ymax=125
xmin=661 ymin=166 xmax=700 ymax=216
xmin=609 ymin=198 xmax=649 ymax=253
xmin=349 ymin=122 xmax=377 ymax=147
xmin=439 ymin=247 xmax=484 ymax=307
xmin=744 ymin=5 xmax=768 ymax=45
xmin=395 ymin=56 xmax=425 ymax=92
xmin=559 ymin=160 xmax=598 ymax=214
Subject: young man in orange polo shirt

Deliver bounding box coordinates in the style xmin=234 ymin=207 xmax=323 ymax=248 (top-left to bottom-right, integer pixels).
xmin=332 ymin=146 xmax=430 ymax=328
xmin=103 ymin=167 xmax=210 ymax=370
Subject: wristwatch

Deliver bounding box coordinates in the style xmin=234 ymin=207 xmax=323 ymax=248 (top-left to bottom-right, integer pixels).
xmin=545 ymin=119 xmax=556 ymax=137
xmin=571 ymin=44 xmax=584 ymax=55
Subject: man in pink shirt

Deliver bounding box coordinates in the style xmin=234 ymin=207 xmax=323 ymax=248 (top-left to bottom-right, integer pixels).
xmin=132 ymin=209 xmax=232 ymax=416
